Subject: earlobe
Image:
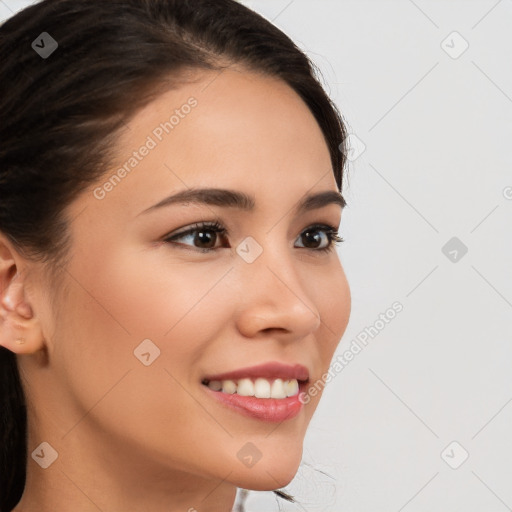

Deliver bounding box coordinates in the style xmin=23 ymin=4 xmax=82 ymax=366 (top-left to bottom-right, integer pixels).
xmin=0 ymin=236 xmax=45 ymax=354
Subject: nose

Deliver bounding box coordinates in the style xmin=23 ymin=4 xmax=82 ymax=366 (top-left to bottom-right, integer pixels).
xmin=233 ymin=244 xmax=322 ymax=340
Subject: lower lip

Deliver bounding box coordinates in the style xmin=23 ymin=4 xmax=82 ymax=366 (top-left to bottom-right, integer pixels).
xmin=201 ymin=383 xmax=307 ymax=423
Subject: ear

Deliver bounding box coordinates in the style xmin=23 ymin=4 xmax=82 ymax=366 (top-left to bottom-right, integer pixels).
xmin=0 ymin=233 xmax=45 ymax=354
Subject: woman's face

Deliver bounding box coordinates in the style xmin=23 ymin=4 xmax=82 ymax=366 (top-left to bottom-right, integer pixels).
xmin=21 ymin=66 xmax=351 ymax=503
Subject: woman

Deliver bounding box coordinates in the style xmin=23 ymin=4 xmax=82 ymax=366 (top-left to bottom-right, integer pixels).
xmin=0 ymin=0 xmax=352 ymax=510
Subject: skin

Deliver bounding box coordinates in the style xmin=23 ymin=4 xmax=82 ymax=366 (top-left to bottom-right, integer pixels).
xmin=0 ymin=65 xmax=351 ymax=512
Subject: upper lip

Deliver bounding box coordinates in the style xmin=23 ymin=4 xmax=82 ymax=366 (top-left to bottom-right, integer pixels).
xmin=202 ymin=362 xmax=310 ymax=383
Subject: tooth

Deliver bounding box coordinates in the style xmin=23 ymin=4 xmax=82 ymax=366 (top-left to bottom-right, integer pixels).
xmin=284 ymin=379 xmax=299 ymax=397
xmin=254 ymin=378 xmax=271 ymax=398
xmin=222 ymin=380 xmax=237 ymax=394
xmin=207 ymin=380 xmax=222 ymax=391
xmin=237 ymin=378 xmax=255 ymax=396
xmin=211 ymin=377 xmax=300 ymax=399
xmin=270 ymin=378 xmax=287 ymax=399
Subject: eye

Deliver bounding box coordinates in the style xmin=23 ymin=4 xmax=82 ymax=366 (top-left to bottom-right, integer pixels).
xmin=295 ymin=223 xmax=344 ymax=253
xmin=162 ymin=220 xmax=228 ymax=253
xmin=161 ymin=221 xmax=344 ymax=253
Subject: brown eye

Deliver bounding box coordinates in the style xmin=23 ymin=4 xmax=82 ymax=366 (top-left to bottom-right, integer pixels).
xmin=163 ymin=221 xmax=228 ymax=252
xmin=163 ymin=221 xmax=344 ymax=254
xmin=295 ymin=224 xmax=344 ymax=253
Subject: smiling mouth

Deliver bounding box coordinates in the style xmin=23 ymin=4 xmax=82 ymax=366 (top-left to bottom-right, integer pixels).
xmin=201 ymin=376 xmax=309 ymax=399
xmin=200 ymin=376 xmax=309 ymax=423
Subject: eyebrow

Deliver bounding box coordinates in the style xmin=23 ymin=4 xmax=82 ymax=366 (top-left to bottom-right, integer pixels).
xmin=139 ymin=187 xmax=346 ymax=216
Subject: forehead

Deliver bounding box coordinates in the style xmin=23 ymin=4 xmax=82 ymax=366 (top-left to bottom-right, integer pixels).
xmin=76 ymin=66 xmax=336 ymax=221
xmin=120 ymin=66 xmax=330 ymax=165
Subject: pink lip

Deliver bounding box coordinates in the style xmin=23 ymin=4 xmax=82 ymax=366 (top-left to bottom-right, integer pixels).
xmin=201 ymin=361 xmax=310 ymax=383
xmin=202 ymin=381 xmax=308 ymax=423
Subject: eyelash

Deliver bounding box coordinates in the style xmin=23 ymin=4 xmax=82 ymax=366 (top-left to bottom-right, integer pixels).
xmin=162 ymin=220 xmax=345 ymax=254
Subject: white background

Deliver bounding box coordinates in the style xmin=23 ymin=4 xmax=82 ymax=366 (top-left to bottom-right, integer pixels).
xmin=2 ymin=1 xmax=511 ymax=510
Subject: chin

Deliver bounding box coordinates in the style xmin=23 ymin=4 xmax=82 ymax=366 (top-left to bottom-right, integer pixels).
xmin=231 ymin=453 xmax=302 ymax=491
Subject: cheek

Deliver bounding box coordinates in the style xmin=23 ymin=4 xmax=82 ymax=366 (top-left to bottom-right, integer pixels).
xmin=311 ymin=260 xmax=351 ymax=359
xmin=52 ymin=249 xmax=243 ymax=472
xmin=283 ymin=259 xmax=350 ymax=411
xmin=96 ymin=252 xmax=232 ymax=344
xmin=65 ymin=244 xmax=235 ymax=377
